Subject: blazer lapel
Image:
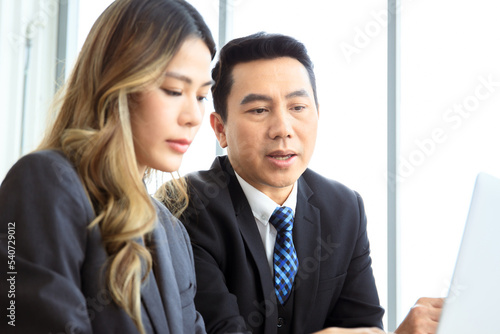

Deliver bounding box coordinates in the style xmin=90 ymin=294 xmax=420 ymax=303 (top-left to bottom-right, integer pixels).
xmin=292 ymin=176 xmax=321 ymax=334
xmin=140 ymin=225 xmax=182 ymax=334
xmin=141 ymin=270 xmax=170 ymax=334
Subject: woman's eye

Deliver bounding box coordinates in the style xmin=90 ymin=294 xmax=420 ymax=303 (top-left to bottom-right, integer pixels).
xmin=162 ymin=89 xmax=182 ymax=96
xmin=197 ymin=96 xmax=208 ymax=102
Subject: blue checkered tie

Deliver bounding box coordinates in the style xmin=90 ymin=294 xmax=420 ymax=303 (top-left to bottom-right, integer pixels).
xmin=269 ymin=206 xmax=299 ymax=304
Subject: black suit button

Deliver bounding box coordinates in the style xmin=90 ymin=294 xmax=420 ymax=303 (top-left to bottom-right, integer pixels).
xmin=277 ymin=317 xmax=285 ymax=328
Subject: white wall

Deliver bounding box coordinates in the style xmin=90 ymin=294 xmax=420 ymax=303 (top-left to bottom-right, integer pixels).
xmin=230 ymin=0 xmax=390 ymax=326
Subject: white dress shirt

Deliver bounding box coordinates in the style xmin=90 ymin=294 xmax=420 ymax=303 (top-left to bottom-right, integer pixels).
xmin=234 ymin=172 xmax=298 ymax=275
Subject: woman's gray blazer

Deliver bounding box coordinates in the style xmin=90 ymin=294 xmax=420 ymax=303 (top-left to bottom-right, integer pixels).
xmin=0 ymin=150 xmax=205 ymax=333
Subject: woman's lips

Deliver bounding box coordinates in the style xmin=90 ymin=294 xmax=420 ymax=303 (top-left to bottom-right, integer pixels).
xmin=167 ymin=139 xmax=191 ymax=153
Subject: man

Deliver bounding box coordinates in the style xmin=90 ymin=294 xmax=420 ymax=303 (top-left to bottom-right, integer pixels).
xmin=162 ymin=33 xmax=442 ymax=334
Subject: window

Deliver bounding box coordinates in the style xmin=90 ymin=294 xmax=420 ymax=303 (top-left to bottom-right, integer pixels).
xmin=399 ymin=0 xmax=500 ymax=321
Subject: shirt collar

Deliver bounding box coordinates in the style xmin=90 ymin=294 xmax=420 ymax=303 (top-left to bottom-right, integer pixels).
xmin=234 ymin=172 xmax=298 ymax=225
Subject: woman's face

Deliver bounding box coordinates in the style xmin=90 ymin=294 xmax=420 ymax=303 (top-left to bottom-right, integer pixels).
xmin=131 ymin=38 xmax=213 ymax=175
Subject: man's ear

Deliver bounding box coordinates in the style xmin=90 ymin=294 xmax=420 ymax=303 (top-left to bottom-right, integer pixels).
xmin=210 ymin=112 xmax=228 ymax=148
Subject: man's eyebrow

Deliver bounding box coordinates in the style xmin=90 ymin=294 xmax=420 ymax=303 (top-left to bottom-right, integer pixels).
xmin=240 ymin=93 xmax=273 ymax=105
xmin=165 ymin=72 xmax=214 ymax=87
xmin=240 ymin=90 xmax=310 ymax=105
xmin=285 ymin=89 xmax=310 ymax=99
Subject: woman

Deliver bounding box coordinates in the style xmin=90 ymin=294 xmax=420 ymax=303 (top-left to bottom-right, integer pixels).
xmin=0 ymin=0 xmax=215 ymax=333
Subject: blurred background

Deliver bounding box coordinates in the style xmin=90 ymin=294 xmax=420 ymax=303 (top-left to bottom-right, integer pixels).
xmin=1 ymin=0 xmax=499 ymax=331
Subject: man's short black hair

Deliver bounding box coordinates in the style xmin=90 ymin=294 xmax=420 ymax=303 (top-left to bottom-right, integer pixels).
xmin=211 ymin=32 xmax=318 ymax=122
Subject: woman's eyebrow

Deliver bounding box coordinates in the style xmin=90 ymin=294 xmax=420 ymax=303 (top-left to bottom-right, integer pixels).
xmin=165 ymin=71 xmax=214 ymax=86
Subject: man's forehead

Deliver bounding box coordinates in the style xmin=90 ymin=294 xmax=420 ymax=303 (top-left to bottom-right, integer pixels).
xmin=229 ymin=59 xmax=313 ymax=95
xmin=231 ymin=57 xmax=306 ymax=76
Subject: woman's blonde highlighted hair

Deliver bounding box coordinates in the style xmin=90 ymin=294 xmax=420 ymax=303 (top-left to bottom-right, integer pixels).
xmin=38 ymin=0 xmax=215 ymax=332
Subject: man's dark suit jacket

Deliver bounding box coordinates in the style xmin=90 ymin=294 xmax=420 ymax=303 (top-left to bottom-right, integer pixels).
xmin=0 ymin=150 xmax=205 ymax=333
xmin=181 ymin=156 xmax=384 ymax=334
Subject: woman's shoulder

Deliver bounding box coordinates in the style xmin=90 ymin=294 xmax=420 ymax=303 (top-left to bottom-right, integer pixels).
xmin=150 ymin=196 xmax=179 ymax=228
xmin=150 ymin=196 xmax=190 ymax=241
xmin=7 ymin=149 xmax=75 ymax=179
xmin=1 ymin=149 xmax=94 ymax=222
xmin=5 ymin=149 xmax=85 ymax=194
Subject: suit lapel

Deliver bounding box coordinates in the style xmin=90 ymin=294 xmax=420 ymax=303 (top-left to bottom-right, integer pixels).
xmin=292 ymin=176 xmax=321 ymax=334
xmin=235 ymin=204 xmax=276 ymax=299
xmin=221 ymin=158 xmax=278 ymax=330
xmin=223 ymin=158 xmax=275 ymax=296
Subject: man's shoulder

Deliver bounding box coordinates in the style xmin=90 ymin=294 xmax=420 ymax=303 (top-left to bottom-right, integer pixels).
xmin=302 ymin=168 xmax=355 ymax=193
xmin=301 ymin=168 xmax=361 ymax=205
xmin=183 ymin=156 xmax=236 ymax=212
xmin=181 ymin=157 xmax=242 ymax=231
xmin=185 ymin=156 xmax=233 ymax=189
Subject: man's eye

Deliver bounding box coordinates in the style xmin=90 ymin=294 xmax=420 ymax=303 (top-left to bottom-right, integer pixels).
xmin=292 ymin=106 xmax=306 ymax=112
xmin=252 ymin=108 xmax=267 ymax=114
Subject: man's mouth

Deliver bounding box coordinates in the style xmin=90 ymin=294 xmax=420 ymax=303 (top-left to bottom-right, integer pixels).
xmin=270 ymin=154 xmax=295 ymax=160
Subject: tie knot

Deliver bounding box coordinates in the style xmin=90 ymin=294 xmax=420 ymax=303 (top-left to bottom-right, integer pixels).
xmin=269 ymin=206 xmax=294 ymax=232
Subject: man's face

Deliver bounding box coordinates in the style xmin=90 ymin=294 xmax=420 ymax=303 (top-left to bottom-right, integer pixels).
xmin=211 ymin=57 xmax=319 ymax=204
